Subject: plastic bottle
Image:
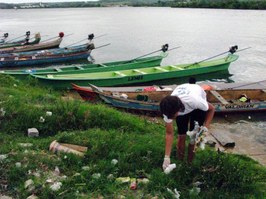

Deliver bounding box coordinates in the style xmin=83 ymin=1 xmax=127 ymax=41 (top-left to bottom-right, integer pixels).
xmin=164 ymin=163 xmax=176 ymax=174
xmin=188 ymin=121 xmax=200 ymax=144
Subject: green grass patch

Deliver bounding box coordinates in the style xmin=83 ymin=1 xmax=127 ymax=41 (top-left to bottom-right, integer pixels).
xmin=0 ymin=74 xmax=266 ymax=198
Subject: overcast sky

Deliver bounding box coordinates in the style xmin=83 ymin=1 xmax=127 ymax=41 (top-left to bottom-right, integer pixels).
xmin=0 ymin=0 xmax=98 ymax=3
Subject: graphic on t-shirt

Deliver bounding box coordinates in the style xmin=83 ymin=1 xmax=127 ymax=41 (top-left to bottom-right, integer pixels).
xmin=175 ymin=87 xmax=190 ymax=96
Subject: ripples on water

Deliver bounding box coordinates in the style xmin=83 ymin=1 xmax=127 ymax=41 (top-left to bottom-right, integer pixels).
xmin=0 ymin=8 xmax=265 ymax=81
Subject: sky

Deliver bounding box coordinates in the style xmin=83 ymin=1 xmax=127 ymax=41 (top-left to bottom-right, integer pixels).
xmin=0 ymin=0 xmax=98 ymax=3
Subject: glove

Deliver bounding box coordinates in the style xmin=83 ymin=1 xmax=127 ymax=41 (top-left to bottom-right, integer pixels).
xmin=162 ymin=155 xmax=170 ymax=171
xmin=200 ymin=126 xmax=208 ymax=133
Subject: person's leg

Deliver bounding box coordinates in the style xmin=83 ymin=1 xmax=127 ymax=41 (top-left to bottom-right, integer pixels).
xmin=188 ymin=109 xmax=207 ymax=163
xmin=176 ymin=114 xmax=189 ymax=161
xmin=189 ymin=109 xmax=206 ymax=130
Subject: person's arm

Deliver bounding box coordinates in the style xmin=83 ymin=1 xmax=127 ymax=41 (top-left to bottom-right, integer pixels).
xmin=162 ymin=122 xmax=174 ymax=170
xmin=204 ymin=102 xmax=215 ymax=128
xmin=165 ymin=122 xmax=174 ymax=157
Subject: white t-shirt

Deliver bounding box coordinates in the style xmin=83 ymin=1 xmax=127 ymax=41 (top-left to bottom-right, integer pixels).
xmin=163 ymin=83 xmax=209 ymax=123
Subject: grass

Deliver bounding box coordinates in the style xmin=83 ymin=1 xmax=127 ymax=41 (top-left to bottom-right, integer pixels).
xmin=0 ymin=74 xmax=266 ymax=198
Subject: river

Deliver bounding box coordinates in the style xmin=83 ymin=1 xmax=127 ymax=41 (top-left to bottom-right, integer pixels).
xmin=0 ymin=7 xmax=265 ymax=164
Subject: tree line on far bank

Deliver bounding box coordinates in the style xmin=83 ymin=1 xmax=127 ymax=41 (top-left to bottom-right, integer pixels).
xmin=1 ymin=0 xmax=266 ymax=10
xmin=159 ymin=0 xmax=266 ymax=10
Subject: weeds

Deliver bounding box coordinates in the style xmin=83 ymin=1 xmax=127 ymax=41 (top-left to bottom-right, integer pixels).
xmin=0 ymin=75 xmax=266 ymax=198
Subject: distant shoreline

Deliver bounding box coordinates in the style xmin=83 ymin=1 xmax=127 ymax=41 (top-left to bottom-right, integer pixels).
xmin=1 ymin=1 xmax=266 ymax=10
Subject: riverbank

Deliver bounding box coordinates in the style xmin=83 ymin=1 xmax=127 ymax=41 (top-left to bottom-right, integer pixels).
xmin=0 ymin=74 xmax=266 ymax=198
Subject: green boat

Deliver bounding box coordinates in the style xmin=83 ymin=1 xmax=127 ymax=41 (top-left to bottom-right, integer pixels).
xmin=31 ymin=54 xmax=239 ymax=90
xmin=0 ymin=33 xmax=41 ymax=49
xmin=0 ymin=55 xmax=165 ymax=80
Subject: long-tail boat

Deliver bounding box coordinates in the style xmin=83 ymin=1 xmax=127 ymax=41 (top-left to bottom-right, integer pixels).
xmin=0 ymin=43 xmax=95 ymax=68
xmin=0 ymin=54 xmax=165 ymax=78
xmin=0 ymin=32 xmax=64 ymax=53
xmin=0 ymin=32 xmax=41 ymax=50
xmin=72 ymin=80 xmax=266 ymax=102
xmin=89 ymin=84 xmax=266 ymax=113
xmin=30 ymin=54 xmax=239 ymax=90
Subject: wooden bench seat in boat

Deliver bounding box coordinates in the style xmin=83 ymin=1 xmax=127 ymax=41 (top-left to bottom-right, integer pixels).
xmin=75 ymin=66 xmax=84 ymax=70
xmin=170 ymin=65 xmax=184 ymax=70
xmin=54 ymin=68 xmax=62 ymax=72
xmin=133 ymin=69 xmax=147 ymax=74
xmin=209 ymin=90 xmax=229 ymax=105
xmin=154 ymin=67 xmax=168 ymax=72
xmin=99 ymin=64 xmax=108 ymax=67
xmin=114 ymin=71 xmax=126 ymax=77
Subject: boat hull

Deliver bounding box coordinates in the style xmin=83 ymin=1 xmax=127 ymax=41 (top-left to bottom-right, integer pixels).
xmin=0 ymin=38 xmax=62 ymax=53
xmin=91 ymin=87 xmax=266 ymax=113
xmin=32 ymin=54 xmax=238 ymax=90
xmin=1 ymin=55 xmax=164 ymax=78
xmin=0 ymin=52 xmax=90 ymax=68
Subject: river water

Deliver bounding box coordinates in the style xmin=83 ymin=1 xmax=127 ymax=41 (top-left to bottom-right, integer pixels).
xmin=0 ymin=7 xmax=265 ymax=164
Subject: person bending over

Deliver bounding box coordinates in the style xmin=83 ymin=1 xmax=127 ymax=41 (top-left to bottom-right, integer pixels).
xmin=159 ymin=83 xmax=215 ymax=170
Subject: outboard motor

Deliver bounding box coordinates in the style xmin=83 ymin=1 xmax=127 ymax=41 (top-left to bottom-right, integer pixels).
xmin=59 ymin=32 xmax=64 ymax=38
xmin=161 ymin=44 xmax=169 ymax=52
xmin=88 ymin=33 xmax=94 ymax=41
xmin=229 ymin=45 xmax=238 ymax=54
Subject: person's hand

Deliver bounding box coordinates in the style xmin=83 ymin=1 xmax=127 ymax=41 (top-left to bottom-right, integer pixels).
xmin=162 ymin=156 xmax=170 ymax=170
xmin=200 ymin=126 xmax=208 ymax=134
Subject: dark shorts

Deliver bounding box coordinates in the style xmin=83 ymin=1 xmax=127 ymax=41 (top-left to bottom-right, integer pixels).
xmin=176 ymin=109 xmax=207 ymax=135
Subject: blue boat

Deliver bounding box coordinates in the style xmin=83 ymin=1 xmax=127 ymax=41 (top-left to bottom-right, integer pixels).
xmin=90 ymin=84 xmax=266 ymax=113
xmin=0 ymin=43 xmax=94 ymax=68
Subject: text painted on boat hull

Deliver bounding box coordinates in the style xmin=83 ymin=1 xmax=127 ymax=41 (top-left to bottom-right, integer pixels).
xmin=128 ymin=75 xmax=143 ymax=81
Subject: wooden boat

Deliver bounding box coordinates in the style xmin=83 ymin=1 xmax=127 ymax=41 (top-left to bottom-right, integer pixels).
xmin=0 ymin=43 xmax=95 ymax=68
xmin=89 ymin=84 xmax=266 ymax=113
xmin=0 ymin=55 xmax=165 ymax=78
xmin=1 ymin=43 xmax=89 ymax=57
xmin=31 ymin=54 xmax=239 ymax=90
xmin=0 ymin=32 xmax=63 ymax=53
xmin=72 ymin=83 xmax=176 ymax=101
xmin=0 ymin=33 xmax=41 ymax=50
xmin=72 ymin=80 xmax=266 ymax=102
